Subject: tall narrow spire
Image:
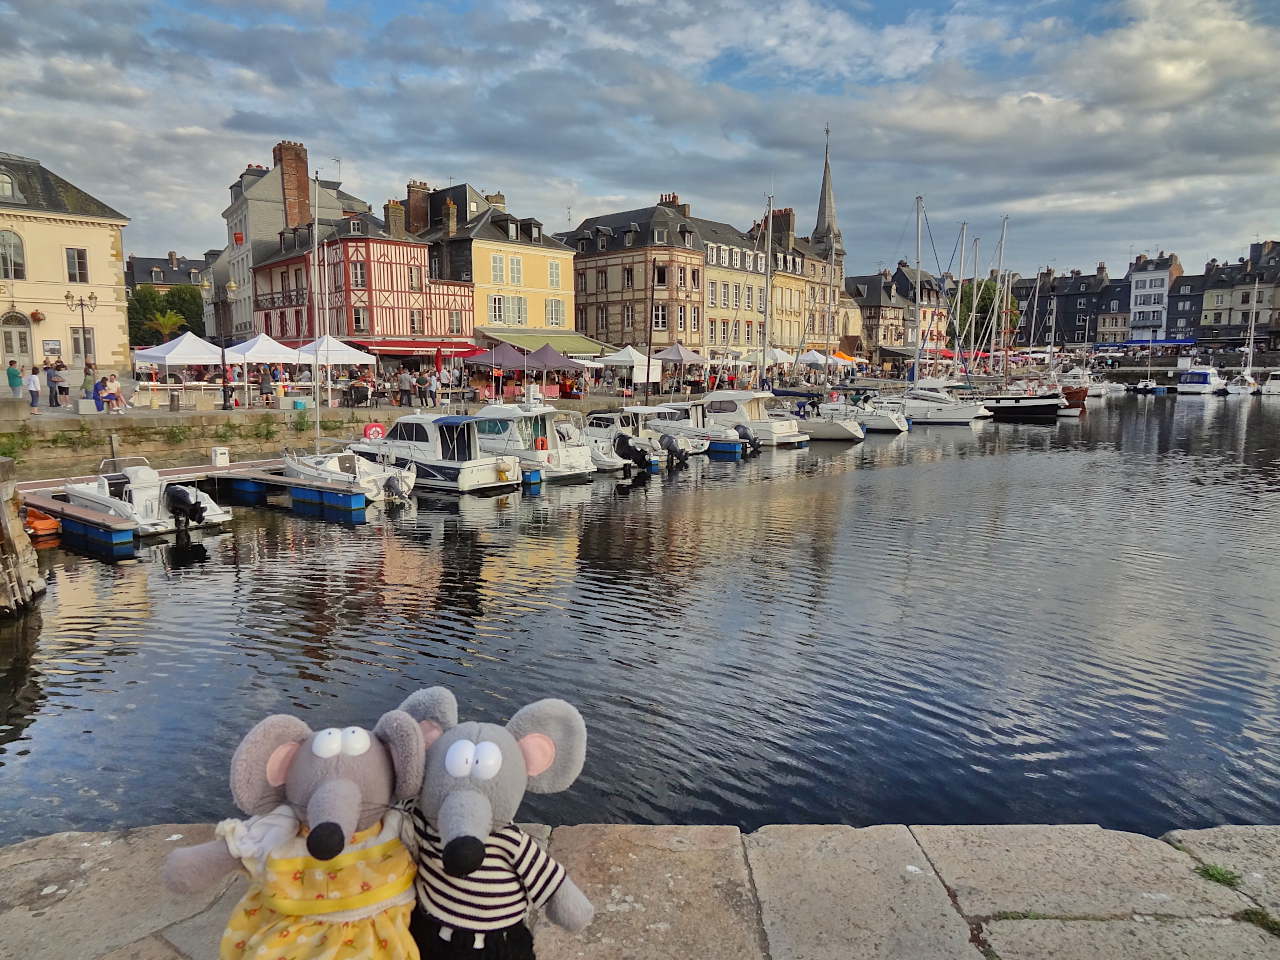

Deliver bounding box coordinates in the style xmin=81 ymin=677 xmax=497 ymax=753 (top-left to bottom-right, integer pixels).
xmin=812 ymin=123 xmax=844 ymax=260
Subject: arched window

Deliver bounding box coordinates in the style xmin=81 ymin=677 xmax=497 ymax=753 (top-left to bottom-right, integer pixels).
xmin=0 ymin=230 xmax=24 ymax=280
xmin=0 ymin=174 xmax=13 ymax=200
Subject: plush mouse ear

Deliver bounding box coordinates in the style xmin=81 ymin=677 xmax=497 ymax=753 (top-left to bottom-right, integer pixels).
xmin=230 ymin=714 xmax=313 ymax=815
xmin=507 ymin=699 xmax=586 ymax=794
xmin=398 ymin=687 xmax=458 ymax=750
xmin=374 ymin=709 xmax=425 ymax=802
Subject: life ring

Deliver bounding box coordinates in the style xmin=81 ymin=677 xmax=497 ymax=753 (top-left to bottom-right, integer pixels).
xmin=829 ymin=391 xmax=839 ymax=402
xmin=364 ymin=422 xmax=386 ymax=440
xmin=534 ymin=436 xmax=549 ymax=451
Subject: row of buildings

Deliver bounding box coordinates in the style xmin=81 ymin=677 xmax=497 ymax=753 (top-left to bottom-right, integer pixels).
xmin=2 ymin=138 xmax=1275 ymax=378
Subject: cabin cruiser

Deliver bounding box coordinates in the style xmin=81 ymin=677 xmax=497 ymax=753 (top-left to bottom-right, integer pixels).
xmin=979 ymin=386 xmax=1068 ymax=422
xmin=702 ymin=390 xmax=809 ymax=447
xmin=875 ymin=386 xmax=990 ymax=426
xmin=473 ymin=401 xmax=595 ymax=482
xmin=553 ymin=410 xmax=630 ymax=472
xmin=817 ymin=394 xmax=909 ymax=433
xmin=583 ymin=408 xmax=688 ymax=470
xmin=1176 ymin=365 xmax=1226 ymax=394
xmin=624 ymin=407 xmax=709 ymax=455
xmin=1261 ymin=371 xmax=1280 ymax=396
xmin=283 ymin=447 xmax=415 ymax=502
xmin=651 ymin=402 xmax=753 ymax=457
xmin=767 ymin=398 xmax=864 ymax=442
xmin=1058 ymin=367 xmax=1107 ymax=398
xmin=348 ymin=414 xmax=520 ymax=493
xmin=64 ymin=458 xmax=232 ymax=537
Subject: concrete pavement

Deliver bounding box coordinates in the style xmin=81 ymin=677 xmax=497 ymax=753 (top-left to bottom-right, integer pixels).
xmin=2 ymin=822 xmax=1279 ymax=959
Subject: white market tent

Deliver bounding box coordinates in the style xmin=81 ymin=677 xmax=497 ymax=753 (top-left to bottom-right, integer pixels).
xmin=654 ymin=343 xmax=710 ymax=365
xmin=766 ymin=347 xmax=795 ymax=364
xmin=133 ymin=331 xmax=224 ymax=366
xmin=597 ymin=345 xmax=661 ymax=382
xmin=225 ymin=333 xmax=301 ymax=365
xmin=297 ymin=335 xmax=376 ymax=366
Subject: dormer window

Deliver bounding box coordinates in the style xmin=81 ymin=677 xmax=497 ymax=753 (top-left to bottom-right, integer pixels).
xmin=508 ymin=222 xmax=518 ymax=241
xmin=532 ymin=226 xmax=540 ymax=240
xmin=653 ymin=228 xmax=668 ymax=244
xmin=597 ymin=235 xmax=607 ymax=251
xmin=684 ymin=232 xmax=693 ymax=248
xmin=189 ymin=270 xmax=200 ymax=283
xmin=350 ymin=220 xmax=363 ymax=234
xmin=578 ymin=240 xmax=588 ymax=252
xmin=151 ymin=267 xmax=163 ymax=281
xmin=625 ymin=232 xmax=634 ymax=247
xmin=706 ymin=245 xmax=715 ymax=264
xmin=0 ymin=173 xmax=13 ymax=199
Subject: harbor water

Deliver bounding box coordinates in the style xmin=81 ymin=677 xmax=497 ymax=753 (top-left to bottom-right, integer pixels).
xmin=2 ymin=395 xmax=1279 ymax=845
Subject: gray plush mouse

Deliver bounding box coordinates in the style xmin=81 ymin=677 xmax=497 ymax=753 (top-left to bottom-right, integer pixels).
xmin=397 ymin=687 xmax=593 ymax=960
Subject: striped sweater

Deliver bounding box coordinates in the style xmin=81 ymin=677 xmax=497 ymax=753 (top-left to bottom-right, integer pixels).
xmin=406 ymin=809 xmax=566 ymax=932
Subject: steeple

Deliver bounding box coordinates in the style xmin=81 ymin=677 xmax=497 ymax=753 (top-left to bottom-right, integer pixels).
xmin=812 ymin=124 xmax=844 ymax=261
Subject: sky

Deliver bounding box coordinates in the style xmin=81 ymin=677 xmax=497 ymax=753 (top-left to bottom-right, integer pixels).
xmin=3 ymin=0 xmax=1278 ymax=280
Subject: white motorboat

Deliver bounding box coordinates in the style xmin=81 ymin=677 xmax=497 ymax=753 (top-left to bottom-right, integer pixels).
xmin=1223 ymin=373 xmax=1260 ymax=395
xmin=1261 ymin=371 xmax=1280 ymax=396
xmin=64 ymin=458 xmax=232 ymax=537
xmin=875 ymin=387 xmax=989 ymax=426
xmin=553 ymin=410 xmax=630 ymax=472
xmin=1059 ymin=367 xmax=1107 ymax=398
xmin=652 ymin=402 xmax=753 ymax=457
xmin=624 ymin=406 xmax=709 ymax=456
xmin=767 ymin=398 xmax=864 ymax=442
xmin=583 ymin=408 xmax=691 ymax=470
xmin=283 ymin=447 xmax=416 ymax=502
xmin=702 ymin=390 xmax=809 ymax=447
xmin=1176 ymin=366 xmax=1226 ymax=394
xmin=473 ymin=401 xmax=595 ymax=482
xmin=348 ymin=414 xmax=521 ymax=493
xmin=818 ymin=396 xmax=909 ymax=433
xmin=979 ymin=390 xmax=1067 ymax=422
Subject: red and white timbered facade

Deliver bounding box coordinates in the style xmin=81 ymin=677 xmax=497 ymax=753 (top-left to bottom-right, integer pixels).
xmin=252 ymin=234 xmax=476 ymax=356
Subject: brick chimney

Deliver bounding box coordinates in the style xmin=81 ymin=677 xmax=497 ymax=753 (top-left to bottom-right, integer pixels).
xmin=657 ymin=192 xmax=690 ymax=217
xmin=272 ymin=140 xmax=310 ymax=230
xmin=405 ymin=180 xmax=431 ymax=234
xmin=445 ymin=198 xmax=457 ymax=238
xmin=771 ymin=207 xmax=796 ymax=249
xmin=384 ymin=200 xmax=406 ymax=240
xmin=484 ymin=191 xmax=507 ymax=213
xmin=1097 ymin=261 xmax=1106 ymax=276
xmin=167 ymin=250 xmax=178 ymax=268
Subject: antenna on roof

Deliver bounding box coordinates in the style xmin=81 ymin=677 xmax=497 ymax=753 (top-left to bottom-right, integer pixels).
xmin=330 ymin=157 xmax=341 ymax=182
xmin=567 ymin=204 xmax=572 ymax=227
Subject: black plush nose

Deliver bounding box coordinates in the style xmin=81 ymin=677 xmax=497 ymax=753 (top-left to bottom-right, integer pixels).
xmin=443 ymin=836 xmax=486 ymax=877
xmin=306 ymin=822 xmax=346 ymax=861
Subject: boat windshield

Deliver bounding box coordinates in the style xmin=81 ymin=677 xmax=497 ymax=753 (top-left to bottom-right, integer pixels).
xmin=514 ymin=415 xmax=548 ymax=448
xmin=438 ymin=422 xmax=474 ymax=461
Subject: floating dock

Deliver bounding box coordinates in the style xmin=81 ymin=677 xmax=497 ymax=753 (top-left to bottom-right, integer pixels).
xmin=221 ymin=468 xmax=367 ymax=510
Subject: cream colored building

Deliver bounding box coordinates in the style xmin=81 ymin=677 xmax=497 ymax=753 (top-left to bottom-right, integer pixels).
xmin=0 ymin=152 xmax=129 ymax=374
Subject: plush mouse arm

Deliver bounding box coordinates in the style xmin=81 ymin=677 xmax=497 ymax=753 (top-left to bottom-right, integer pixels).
xmin=545 ymin=877 xmax=594 ymax=932
xmin=163 ymin=840 xmax=241 ymax=895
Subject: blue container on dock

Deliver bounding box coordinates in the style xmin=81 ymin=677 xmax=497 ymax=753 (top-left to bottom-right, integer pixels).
xmin=647 ymin=458 xmax=661 ymax=474
xmin=522 ymin=468 xmax=543 ymax=485
xmin=293 ymin=399 xmax=307 ymax=410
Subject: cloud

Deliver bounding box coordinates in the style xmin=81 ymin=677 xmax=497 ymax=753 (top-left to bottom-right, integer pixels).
xmin=2 ymin=0 xmax=1277 ymax=277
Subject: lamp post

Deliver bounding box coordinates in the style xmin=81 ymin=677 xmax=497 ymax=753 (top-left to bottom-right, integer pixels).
xmin=200 ymin=278 xmax=238 ymax=410
xmin=64 ymin=291 xmax=97 ymax=373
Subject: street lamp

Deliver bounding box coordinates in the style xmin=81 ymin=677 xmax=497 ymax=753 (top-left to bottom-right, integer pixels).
xmin=64 ymin=290 xmax=97 ymax=371
xmin=199 ymin=278 xmax=238 ymax=410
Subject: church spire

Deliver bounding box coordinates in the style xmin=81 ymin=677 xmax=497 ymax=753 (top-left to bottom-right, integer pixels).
xmin=813 ymin=123 xmax=844 ymax=260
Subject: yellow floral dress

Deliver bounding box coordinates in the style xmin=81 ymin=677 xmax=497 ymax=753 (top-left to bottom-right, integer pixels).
xmin=220 ymin=812 xmax=419 ymax=960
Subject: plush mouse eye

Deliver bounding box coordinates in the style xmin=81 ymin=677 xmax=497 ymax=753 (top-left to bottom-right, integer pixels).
xmin=473 ymin=741 xmax=502 ymax=781
xmin=445 ymin=739 xmax=476 ymax=777
xmin=340 ymin=727 xmax=371 ymax=757
xmin=312 ymin=728 xmax=343 ymax=759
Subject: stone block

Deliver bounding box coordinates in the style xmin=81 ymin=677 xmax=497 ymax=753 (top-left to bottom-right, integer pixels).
xmin=985 ymin=918 xmax=1280 ymax=959
xmin=97 ymin=934 xmax=188 ymax=960
xmin=76 ymin=398 xmax=99 ymax=415
xmin=534 ymin=824 xmax=766 ymax=960
xmin=158 ymin=874 xmax=246 ymax=960
xmin=912 ymin=825 xmax=1248 ymax=919
xmin=745 ymin=824 xmax=973 ymax=960
xmin=0 ymin=823 xmax=228 ymax=960
xmin=1165 ymin=825 xmax=1280 ymax=915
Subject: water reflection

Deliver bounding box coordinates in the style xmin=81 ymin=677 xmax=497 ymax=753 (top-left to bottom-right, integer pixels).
xmin=3 ymin=395 xmax=1280 ymax=843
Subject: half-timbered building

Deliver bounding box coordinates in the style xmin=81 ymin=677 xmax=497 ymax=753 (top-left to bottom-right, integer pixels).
xmin=251 ymin=202 xmax=475 ymax=360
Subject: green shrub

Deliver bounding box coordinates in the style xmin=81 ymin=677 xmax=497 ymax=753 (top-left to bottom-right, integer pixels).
xmin=291 ymin=410 xmax=310 ymax=433
xmin=162 ymin=425 xmax=191 ymax=445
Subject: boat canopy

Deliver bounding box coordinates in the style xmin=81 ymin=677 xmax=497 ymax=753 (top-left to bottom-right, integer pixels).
xmin=433 ymin=415 xmax=480 ymax=426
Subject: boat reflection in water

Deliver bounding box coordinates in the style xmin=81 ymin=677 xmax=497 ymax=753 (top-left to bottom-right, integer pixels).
xmin=4 ymin=397 xmax=1280 ymax=845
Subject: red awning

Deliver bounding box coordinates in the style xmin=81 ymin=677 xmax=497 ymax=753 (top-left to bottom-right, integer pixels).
xmin=347 ymin=338 xmax=477 ymax=355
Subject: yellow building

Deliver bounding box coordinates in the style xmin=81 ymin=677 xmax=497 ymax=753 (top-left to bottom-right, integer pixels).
xmin=409 ymin=183 xmax=581 ymax=351
xmin=0 ymin=152 xmax=130 ymax=374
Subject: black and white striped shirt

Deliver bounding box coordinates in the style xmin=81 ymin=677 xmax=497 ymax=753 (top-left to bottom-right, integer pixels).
xmin=407 ymin=809 xmax=566 ymax=932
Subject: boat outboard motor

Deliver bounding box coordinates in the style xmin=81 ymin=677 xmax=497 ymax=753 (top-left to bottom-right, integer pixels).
xmin=612 ymin=433 xmax=650 ymax=469
xmin=658 ymin=432 xmax=690 ymax=469
xmin=165 ymin=484 xmax=207 ymax=529
xmin=734 ymin=423 xmax=762 ymax=455
xmin=383 ymin=473 xmax=414 ymax=501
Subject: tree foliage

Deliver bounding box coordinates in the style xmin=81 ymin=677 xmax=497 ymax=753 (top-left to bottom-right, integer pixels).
xmin=128 ymin=283 xmax=206 ymax=346
xmin=952 ymin=278 xmax=1021 ymax=346
xmin=128 ymin=284 xmax=165 ymax=346
xmin=162 ymin=285 xmax=205 ymax=337
xmin=144 ymin=310 xmax=188 ymax=341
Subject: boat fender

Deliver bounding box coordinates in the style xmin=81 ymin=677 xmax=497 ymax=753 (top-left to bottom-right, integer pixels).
xmin=363 ymin=422 xmax=386 ymax=440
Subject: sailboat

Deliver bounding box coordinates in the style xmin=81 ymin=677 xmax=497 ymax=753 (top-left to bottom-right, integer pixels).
xmin=1222 ymin=273 xmax=1260 ymax=395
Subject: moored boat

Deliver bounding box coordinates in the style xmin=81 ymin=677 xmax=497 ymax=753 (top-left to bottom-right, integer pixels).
xmin=283 ymin=447 xmax=415 ymax=501
xmin=64 ymin=458 xmax=232 ymax=537
xmin=348 ymin=414 xmax=521 ymax=493
xmin=473 ymin=401 xmax=596 ymax=482
xmin=1176 ymin=365 xmax=1226 ymax=394
xmin=702 ymin=390 xmax=809 ymax=447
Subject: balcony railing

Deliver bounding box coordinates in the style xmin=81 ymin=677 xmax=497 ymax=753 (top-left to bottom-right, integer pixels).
xmin=254 ymin=289 xmax=307 ymax=310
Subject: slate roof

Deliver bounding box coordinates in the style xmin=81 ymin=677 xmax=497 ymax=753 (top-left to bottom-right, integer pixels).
xmin=253 ymin=212 xmax=424 ymax=269
xmin=845 ymin=274 xmax=903 ymax=308
xmin=421 ymin=206 xmax=569 ymax=251
xmin=1097 ymin=280 xmax=1130 ymax=312
xmin=126 ymin=254 xmax=212 ymax=288
xmin=0 ymin=152 xmax=127 ymax=221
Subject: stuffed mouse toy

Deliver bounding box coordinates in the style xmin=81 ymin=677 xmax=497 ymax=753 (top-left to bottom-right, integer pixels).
xmin=397 ymin=687 xmax=594 ymax=960
xmin=163 ymin=710 xmax=425 ymax=960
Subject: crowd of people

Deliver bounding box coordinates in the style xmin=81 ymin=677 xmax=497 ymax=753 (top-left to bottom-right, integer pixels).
xmin=8 ymin=361 xmax=132 ymax=415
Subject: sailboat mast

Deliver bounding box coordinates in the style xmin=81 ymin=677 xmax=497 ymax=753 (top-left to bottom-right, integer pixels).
xmin=992 ymin=215 xmax=1008 ymax=383
xmin=311 ymin=169 xmax=321 ymax=453
xmin=762 ymin=194 xmax=773 ymax=377
xmin=952 ymin=222 xmax=966 ymax=376
xmin=967 ymin=237 xmax=980 ymax=373
xmin=1246 ymin=273 xmax=1260 ymax=374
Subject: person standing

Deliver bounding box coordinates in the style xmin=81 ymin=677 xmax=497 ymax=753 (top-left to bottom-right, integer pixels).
xmin=46 ymin=362 xmax=64 ymax=408
xmin=397 ymin=366 xmax=415 ymax=407
xmin=6 ymin=360 xmax=23 ymax=399
xmin=26 ymin=367 xmax=41 ymax=414
xmin=80 ymin=362 xmax=96 ymax=399
xmin=416 ymin=369 xmax=430 ymax=407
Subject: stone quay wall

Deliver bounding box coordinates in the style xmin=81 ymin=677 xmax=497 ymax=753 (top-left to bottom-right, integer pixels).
xmin=4 ymin=821 xmax=1280 ymax=960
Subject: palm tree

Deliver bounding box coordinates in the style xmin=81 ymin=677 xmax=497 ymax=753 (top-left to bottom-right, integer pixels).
xmin=144 ymin=310 xmax=187 ymax=341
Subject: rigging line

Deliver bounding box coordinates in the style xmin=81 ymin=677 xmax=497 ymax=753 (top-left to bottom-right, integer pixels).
xmin=921 ymin=207 xmax=956 ymax=278
xmin=890 ymin=201 xmax=912 ymax=270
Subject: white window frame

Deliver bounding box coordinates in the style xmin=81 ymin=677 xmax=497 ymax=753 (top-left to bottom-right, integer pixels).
xmin=352 ymin=306 xmax=369 ymax=331
xmin=351 ymin=260 xmax=367 ymax=289
xmin=652 ymin=303 xmax=667 ymax=330
xmin=509 ymin=256 xmax=523 ymax=285
xmin=409 ymin=309 xmax=423 ymax=333
xmin=489 ymin=294 xmax=504 ymax=323
xmin=692 ymin=306 xmax=700 ymax=333
xmin=548 ymin=260 xmax=560 ymax=289
xmin=547 ymin=298 xmax=565 ymax=327
xmin=708 ymin=280 xmax=716 ymax=304
xmin=623 ymin=303 xmax=634 ymax=330
xmin=678 ymin=304 xmax=686 ymax=331
xmin=491 ymin=254 xmax=505 ymax=284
